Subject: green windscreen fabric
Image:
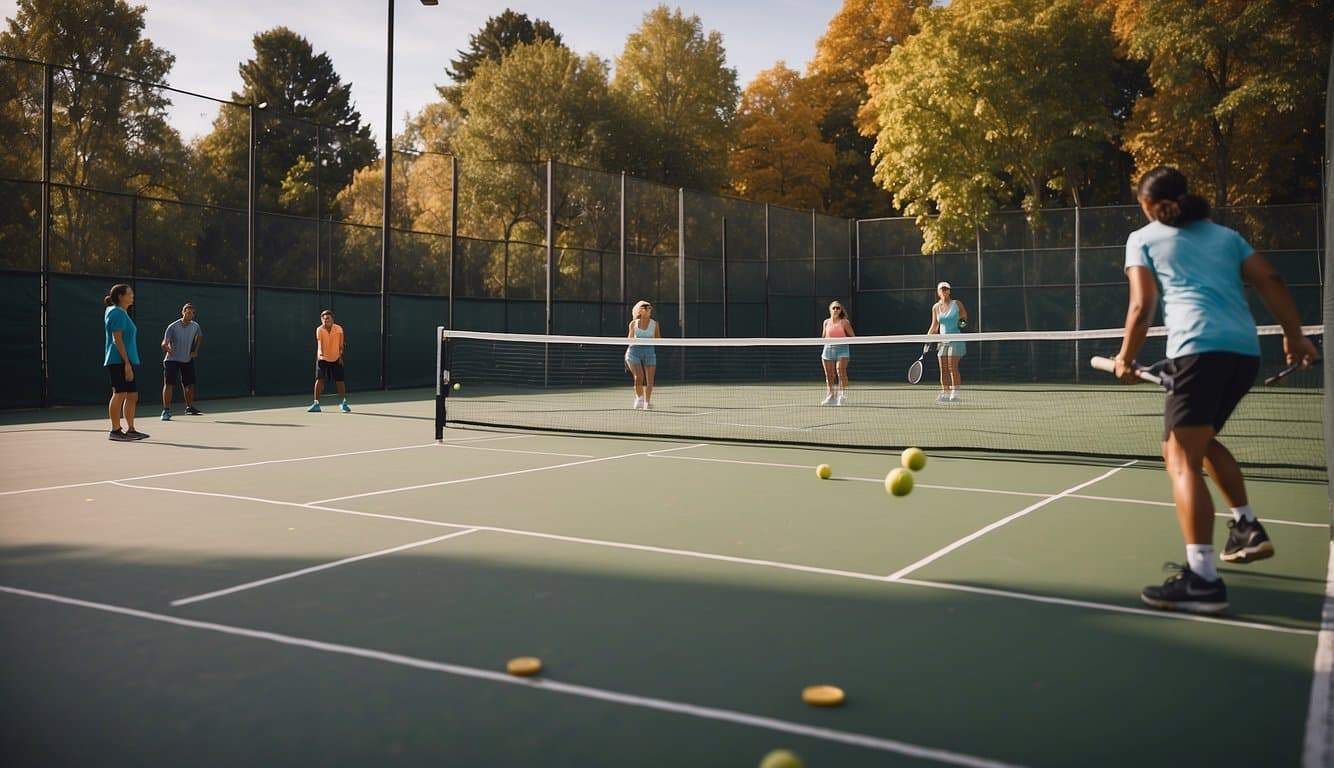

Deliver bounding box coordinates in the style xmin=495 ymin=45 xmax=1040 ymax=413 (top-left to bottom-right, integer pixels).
xmin=255 ymin=288 xmax=321 ymax=396
xmin=328 ymin=292 xmax=381 ymax=392
xmin=388 ymin=294 xmax=447 ymax=388
xmin=0 ymin=270 xmax=41 ymax=406
xmin=49 ymin=274 xmax=126 ymax=404
xmin=134 ymin=279 xmax=248 ymax=399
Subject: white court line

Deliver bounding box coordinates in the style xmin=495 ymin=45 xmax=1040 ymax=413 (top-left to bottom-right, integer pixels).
xmin=1302 ymin=541 xmax=1334 ymax=766
xmin=305 ymin=444 xmax=708 ymax=506
xmin=169 ymin=528 xmax=480 ymax=607
xmin=438 ymin=443 xmax=594 ymax=459
xmin=0 ymin=434 xmax=525 ymax=498
xmin=0 ymin=585 xmax=1023 ymax=768
xmin=648 ymin=453 xmax=1326 ymax=530
xmin=885 ymin=462 xmax=1137 ymax=581
xmin=112 ymin=481 xmax=1316 ymax=637
xmin=896 ymin=578 xmax=1317 ymax=638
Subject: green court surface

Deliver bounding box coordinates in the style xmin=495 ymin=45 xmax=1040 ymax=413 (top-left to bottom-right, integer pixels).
xmin=1 ymin=391 xmax=1330 ymax=767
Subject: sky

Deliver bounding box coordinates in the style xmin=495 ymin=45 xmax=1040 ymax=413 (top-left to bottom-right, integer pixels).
xmin=1 ymin=0 xmax=842 ymax=144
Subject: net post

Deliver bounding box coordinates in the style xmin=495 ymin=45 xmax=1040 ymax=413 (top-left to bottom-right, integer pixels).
xmin=721 ymin=216 xmax=729 ymax=337
xmin=449 ymin=154 xmax=458 ymax=330
xmin=434 ymin=326 xmax=447 ymax=441
xmin=678 ymin=187 xmax=686 ymax=380
xmin=38 ymin=62 xmax=51 ymax=407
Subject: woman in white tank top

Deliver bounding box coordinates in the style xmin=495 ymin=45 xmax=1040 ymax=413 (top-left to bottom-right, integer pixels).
xmin=625 ymin=300 xmax=661 ymax=410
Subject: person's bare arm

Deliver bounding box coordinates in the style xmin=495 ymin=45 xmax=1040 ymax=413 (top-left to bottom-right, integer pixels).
xmin=842 ymin=319 xmax=855 ymax=337
xmin=191 ymin=333 xmax=202 ymax=359
xmin=1114 ymin=266 xmax=1158 ymax=382
xmin=1242 ymin=252 xmax=1319 ymax=366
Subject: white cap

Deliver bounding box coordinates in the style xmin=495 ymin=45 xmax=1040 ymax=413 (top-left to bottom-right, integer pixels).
xmin=937 ymin=281 xmax=951 ymax=290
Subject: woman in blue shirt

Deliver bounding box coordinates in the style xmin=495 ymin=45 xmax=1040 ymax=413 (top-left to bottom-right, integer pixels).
xmin=104 ymin=283 xmax=148 ymax=441
xmin=1114 ymin=167 xmax=1316 ymax=614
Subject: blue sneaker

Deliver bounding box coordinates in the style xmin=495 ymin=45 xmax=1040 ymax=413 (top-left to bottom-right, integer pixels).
xmin=307 ymin=402 xmax=322 ymax=413
xmin=160 ymin=409 xmax=171 ymax=421
xmin=340 ymin=400 xmax=351 ymax=413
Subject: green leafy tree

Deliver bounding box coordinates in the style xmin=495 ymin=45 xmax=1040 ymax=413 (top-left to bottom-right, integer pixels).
xmin=1112 ymin=0 xmax=1332 ymax=207
xmin=195 ymin=27 xmax=377 ymax=217
xmin=613 ymin=5 xmax=739 ymax=190
xmin=439 ymin=9 xmax=562 ymax=111
xmin=0 ymin=0 xmax=187 ymax=274
xmin=866 ymin=0 xmax=1118 ymax=252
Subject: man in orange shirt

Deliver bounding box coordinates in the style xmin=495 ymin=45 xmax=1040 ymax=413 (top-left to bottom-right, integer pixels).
xmin=309 ymin=309 xmax=350 ymax=413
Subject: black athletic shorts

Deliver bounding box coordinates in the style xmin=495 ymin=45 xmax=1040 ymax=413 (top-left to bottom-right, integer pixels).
xmin=1162 ymin=352 xmax=1259 ymax=440
xmin=164 ymin=360 xmax=197 ymax=387
xmin=106 ymin=363 xmax=138 ymax=394
xmin=317 ymin=359 xmax=345 ymax=383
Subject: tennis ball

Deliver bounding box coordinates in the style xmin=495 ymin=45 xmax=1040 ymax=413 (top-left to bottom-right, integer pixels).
xmin=452 ymin=382 xmax=461 ymax=391
xmin=759 ymin=749 xmax=804 ymax=768
xmin=885 ymin=467 xmax=914 ymax=497
xmin=901 ymin=447 xmax=927 ymax=471
xmin=815 ymin=463 xmax=832 ymax=480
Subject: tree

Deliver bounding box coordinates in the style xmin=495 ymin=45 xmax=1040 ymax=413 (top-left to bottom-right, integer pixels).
xmin=1112 ymin=0 xmax=1332 ymax=207
xmin=453 ymin=40 xmax=615 ymax=243
xmin=0 ymin=0 xmax=187 ymax=274
xmin=195 ymin=27 xmax=377 ymax=217
xmin=729 ymin=63 xmax=835 ymax=210
xmin=440 ymin=9 xmax=562 ymax=111
xmin=865 ymin=0 xmax=1118 ymax=252
xmin=806 ymin=0 xmax=928 ymax=217
xmin=613 ymin=5 xmax=739 ymax=190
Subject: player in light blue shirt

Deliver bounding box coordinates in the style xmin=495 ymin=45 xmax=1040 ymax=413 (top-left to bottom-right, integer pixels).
xmin=1113 ymin=167 xmax=1317 ymax=614
xmin=103 ymin=283 xmax=148 ymax=441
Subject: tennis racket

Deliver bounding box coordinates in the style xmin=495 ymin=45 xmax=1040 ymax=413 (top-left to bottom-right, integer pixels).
xmin=1264 ymin=361 xmax=1303 ymax=386
xmin=1090 ymin=356 xmax=1171 ymax=387
xmin=907 ymin=344 xmax=931 ymax=384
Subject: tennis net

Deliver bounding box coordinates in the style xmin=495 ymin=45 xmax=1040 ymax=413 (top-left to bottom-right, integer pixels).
xmin=434 ymin=325 xmax=1325 ymax=479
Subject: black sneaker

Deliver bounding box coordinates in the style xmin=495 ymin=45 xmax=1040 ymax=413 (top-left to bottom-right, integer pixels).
xmin=124 ymin=429 xmax=150 ymax=441
xmin=184 ymin=405 xmax=203 ymax=415
xmin=1141 ymin=563 xmax=1228 ymax=614
xmin=109 ymin=429 xmax=132 ymax=442
xmin=1221 ymin=518 xmax=1275 ymax=564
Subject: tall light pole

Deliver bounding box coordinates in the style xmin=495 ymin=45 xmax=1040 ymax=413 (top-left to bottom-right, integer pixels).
xmin=382 ymin=0 xmax=439 ymax=389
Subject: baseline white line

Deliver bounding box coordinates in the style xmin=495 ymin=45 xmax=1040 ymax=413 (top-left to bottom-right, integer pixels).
xmin=0 ymin=435 xmax=526 ymax=498
xmin=305 ymin=444 xmax=708 ymax=506
xmin=113 ymin=481 xmax=1314 ymax=637
xmin=886 ymin=462 xmax=1137 ymax=581
xmin=0 ymin=585 xmax=1024 ymax=768
xmin=169 ymin=528 xmax=480 ymax=607
xmin=895 ymin=578 xmax=1317 ymax=638
xmin=1302 ymin=541 xmax=1334 ymax=766
xmin=649 ymin=453 xmax=1329 ymax=530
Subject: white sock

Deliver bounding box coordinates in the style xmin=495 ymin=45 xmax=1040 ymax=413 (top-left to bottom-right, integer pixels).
xmin=1231 ymin=504 xmax=1256 ymax=523
xmin=1186 ymin=544 xmax=1218 ymax=581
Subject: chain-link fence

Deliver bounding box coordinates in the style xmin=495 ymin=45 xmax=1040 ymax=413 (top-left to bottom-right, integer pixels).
xmin=1 ymin=54 xmax=1324 ymax=407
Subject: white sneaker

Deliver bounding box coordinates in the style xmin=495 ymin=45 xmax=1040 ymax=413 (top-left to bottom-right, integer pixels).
xmin=633 ymin=396 xmax=645 ymax=410
xmin=948 ymin=391 xmax=962 ymax=403
xmin=835 ymin=392 xmax=846 ymax=406
xmin=821 ymin=393 xmax=835 ymax=406
xmin=936 ymin=392 xmax=948 ymax=403
xmin=644 ymin=401 xmax=653 ymax=411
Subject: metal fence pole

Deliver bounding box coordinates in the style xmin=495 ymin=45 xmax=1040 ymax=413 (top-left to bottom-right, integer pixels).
xmin=246 ymin=104 xmax=257 ymax=396
xmin=379 ymin=0 xmax=395 ymax=391
xmin=974 ymin=223 xmax=983 ymax=333
xmin=130 ymin=196 xmax=138 ymax=286
xmin=38 ymin=63 xmax=52 ymax=407
xmin=811 ymin=208 xmax=818 ymax=333
xmin=763 ymin=203 xmax=770 ymax=337
xmin=619 ymin=171 xmax=626 ymax=328
xmin=848 ymin=218 xmax=857 ymax=321
xmin=315 ymin=125 xmax=322 ymax=297
xmin=448 ymin=155 xmax=458 ymax=330
xmin=678 ymin=187 xmax=686 ymax=379
xmin=721 ymin=216 xmax=728 ymax=337
xmin=1073 ymin=205 xmax=1082 ymax=382
xmin=545 ymin=159 xmax=554 ymax=387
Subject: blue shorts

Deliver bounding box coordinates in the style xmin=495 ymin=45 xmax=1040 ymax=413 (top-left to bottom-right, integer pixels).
xmin=626 ymin=346 xmax=657 ymax=367
xmin=937 ymin=340 xmax=966 ymax=358
xmin=821 ymin=344 xmax=850 ymax=361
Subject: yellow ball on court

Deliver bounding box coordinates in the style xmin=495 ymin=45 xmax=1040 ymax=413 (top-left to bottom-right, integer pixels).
xmin=885 ymin=467 xmax=914 ymax=497
xmin=759 ymin=749 xmax=804 ymax=768
xmin=901 ymin=447 xmax=926 ymax=471
xmin=815 ymin=464 xmax=832 ymax=480
xmin=452 ymin=382 xmax=461 ymax=391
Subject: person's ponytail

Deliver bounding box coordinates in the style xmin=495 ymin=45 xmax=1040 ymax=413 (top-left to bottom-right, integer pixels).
xmin=1137 ymin=167 xmax=1210 ymax=227
xmin=104 ymin=283 xmax=131 ymax=307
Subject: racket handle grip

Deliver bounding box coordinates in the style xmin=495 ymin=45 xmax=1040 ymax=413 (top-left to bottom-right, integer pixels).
xmin=1089 ymin=356 xmax=1116 ymax=375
